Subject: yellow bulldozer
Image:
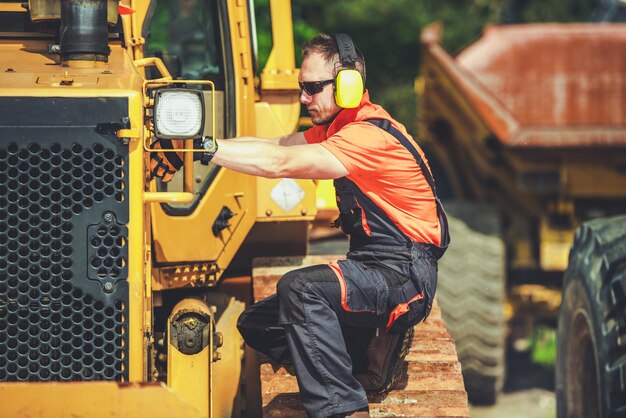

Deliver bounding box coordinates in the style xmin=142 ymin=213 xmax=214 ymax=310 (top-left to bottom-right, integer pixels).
xmin=0 ymin=0 xmax=317 ymax=415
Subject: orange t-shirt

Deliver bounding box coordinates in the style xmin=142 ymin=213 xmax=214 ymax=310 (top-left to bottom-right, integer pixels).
xmin=304 ymin=91 xmax=441 ymax=246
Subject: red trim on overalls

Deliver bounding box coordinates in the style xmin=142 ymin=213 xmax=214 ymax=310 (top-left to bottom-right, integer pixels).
xmin=329 ymin=260 xmax=376 ymax=313
xmin=328 ymin=261 xmax=350 ymax=311
xmin=385 ymin=292 xmax=424 ymax=330
xmin=354 ymin=198 xmax=371 ymax=237
xmin=329 ymin=260 xmax=425 ymax=330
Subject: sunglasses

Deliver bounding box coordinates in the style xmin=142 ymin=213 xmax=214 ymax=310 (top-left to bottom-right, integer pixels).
xmin=298 ymin=79 xmax=334 ymax=96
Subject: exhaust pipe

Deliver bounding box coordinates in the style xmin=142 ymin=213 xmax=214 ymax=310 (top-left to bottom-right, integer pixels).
xmin=60 ymin=0 xmax=110 ymax=62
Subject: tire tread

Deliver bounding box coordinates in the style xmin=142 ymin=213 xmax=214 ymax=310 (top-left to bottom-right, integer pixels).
xmin=436 ymin=201 xmax=506 ymax=405
xmin=559 ymin=215 xmax=626 ymax=416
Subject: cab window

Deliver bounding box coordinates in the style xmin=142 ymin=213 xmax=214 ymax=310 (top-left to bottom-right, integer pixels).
xmin=146 ymin=0 xmax=229 ymax=212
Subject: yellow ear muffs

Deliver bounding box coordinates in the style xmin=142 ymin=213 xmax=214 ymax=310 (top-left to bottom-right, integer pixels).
xmin=335 ymin=69 xmax=364 ymax=109
xmin=332 ymin=34 xmax=364 ymax=109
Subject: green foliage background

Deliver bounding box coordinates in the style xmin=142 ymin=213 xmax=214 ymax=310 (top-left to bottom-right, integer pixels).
xmin=254 ymin=0 xmax=599 ymax=134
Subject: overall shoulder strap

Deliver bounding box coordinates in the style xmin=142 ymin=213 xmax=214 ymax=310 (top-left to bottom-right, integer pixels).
xmin=366 ymin=119 xmax=438 ymax=198
xmin=366 ymin=119 xmax=450 ymax=255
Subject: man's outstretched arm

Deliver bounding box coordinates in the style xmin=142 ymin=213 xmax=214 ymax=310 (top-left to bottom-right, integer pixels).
xmin=212 ymin=136 xmax=348 ymax=180
xmin=231 ymin=131 xmax=308 ymax=146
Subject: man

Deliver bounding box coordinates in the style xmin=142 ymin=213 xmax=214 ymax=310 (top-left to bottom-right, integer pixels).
xmin=152 ymin=33 xmax=448 ymax=418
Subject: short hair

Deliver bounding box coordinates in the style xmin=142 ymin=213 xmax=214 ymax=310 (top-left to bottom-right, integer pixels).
xmin=302 ymin=33 xmax=366 ymax=84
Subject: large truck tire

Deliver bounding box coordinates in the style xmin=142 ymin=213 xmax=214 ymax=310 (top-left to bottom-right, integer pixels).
xmin=436 ymin=201 xmax=506 ymax=405
xmin=556 ymin=215 xmax=626 ymax=418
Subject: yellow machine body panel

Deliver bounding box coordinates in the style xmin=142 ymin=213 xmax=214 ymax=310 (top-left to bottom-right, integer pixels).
xmin=0 ymin=382 xmax=205 ymax=418
xmin=225 ymin=0 xmax=256 ymax=137
xmin=151 ymin=169 xmax=257 ymax=264
xmin=0 ymin=41 xmax=142 ymax=94
xmin=255 ymin=177 xmax=317 ymax=222
xmin=0 ymin=0 xmax=312 ymax=416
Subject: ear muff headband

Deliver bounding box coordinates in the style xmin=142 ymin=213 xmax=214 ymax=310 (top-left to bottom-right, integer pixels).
xmin=334 ymin=33 xmax=359 ymax=66
xmin=332 ymin=34 xmax=364 ymax=109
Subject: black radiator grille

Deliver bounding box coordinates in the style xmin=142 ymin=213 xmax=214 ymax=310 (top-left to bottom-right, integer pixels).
xmin=0 ymin=97 xmax=130 ymax=382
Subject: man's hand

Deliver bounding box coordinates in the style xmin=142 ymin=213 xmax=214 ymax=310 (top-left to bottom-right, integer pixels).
xmin=149 ymin=139 xmax=184 ymax=182
xmin=149 ymin=137 xmax=220 ymax=182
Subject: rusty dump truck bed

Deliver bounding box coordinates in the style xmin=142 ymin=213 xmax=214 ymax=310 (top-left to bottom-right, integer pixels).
xmin=421 ymin=23 xmax=626 ymax=148
xmin=419 ymin=23 xmax=626 ymax=210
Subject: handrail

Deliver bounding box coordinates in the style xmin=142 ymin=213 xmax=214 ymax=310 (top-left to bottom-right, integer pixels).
xmin=134 ymin=57 xmax=173 ymax=82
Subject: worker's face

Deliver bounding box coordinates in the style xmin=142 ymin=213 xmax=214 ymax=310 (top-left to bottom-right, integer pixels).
xmin=299 ymin=52 xmax=341 ymax=125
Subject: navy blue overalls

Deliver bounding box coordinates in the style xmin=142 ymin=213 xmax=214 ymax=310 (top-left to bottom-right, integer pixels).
xmin=237 ymin=119 xmax=450 ymax=418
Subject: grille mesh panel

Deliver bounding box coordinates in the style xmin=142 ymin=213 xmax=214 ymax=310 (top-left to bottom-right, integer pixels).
xmin=88 ymin=219 xmax=128 ymax=284
xmin=0 ymin=139 xmax=129 ymax=382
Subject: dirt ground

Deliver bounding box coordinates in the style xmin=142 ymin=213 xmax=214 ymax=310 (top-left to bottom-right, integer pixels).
xmin=470 ymin=389 xmax=555 ymax=418
xmin=470 ymin=349 xmax=556 ymax=418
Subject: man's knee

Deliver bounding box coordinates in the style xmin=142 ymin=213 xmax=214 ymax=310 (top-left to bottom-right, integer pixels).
xmin=237 ymin=305 xmax=255 ymax=343
xmin=277 ymin=265 xmax=336 ymax=299
xmin=237 ymin=295 xmax=279 ymax=342
xmin=276 ymin=265 xmax=336 ymax=324
xmin=276 ymin=269 xmax=309 ymax=314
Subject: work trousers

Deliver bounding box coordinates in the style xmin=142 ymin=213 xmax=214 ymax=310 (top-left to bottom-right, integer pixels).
xmin=237 ymin=264 xmax=393 ymax=418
